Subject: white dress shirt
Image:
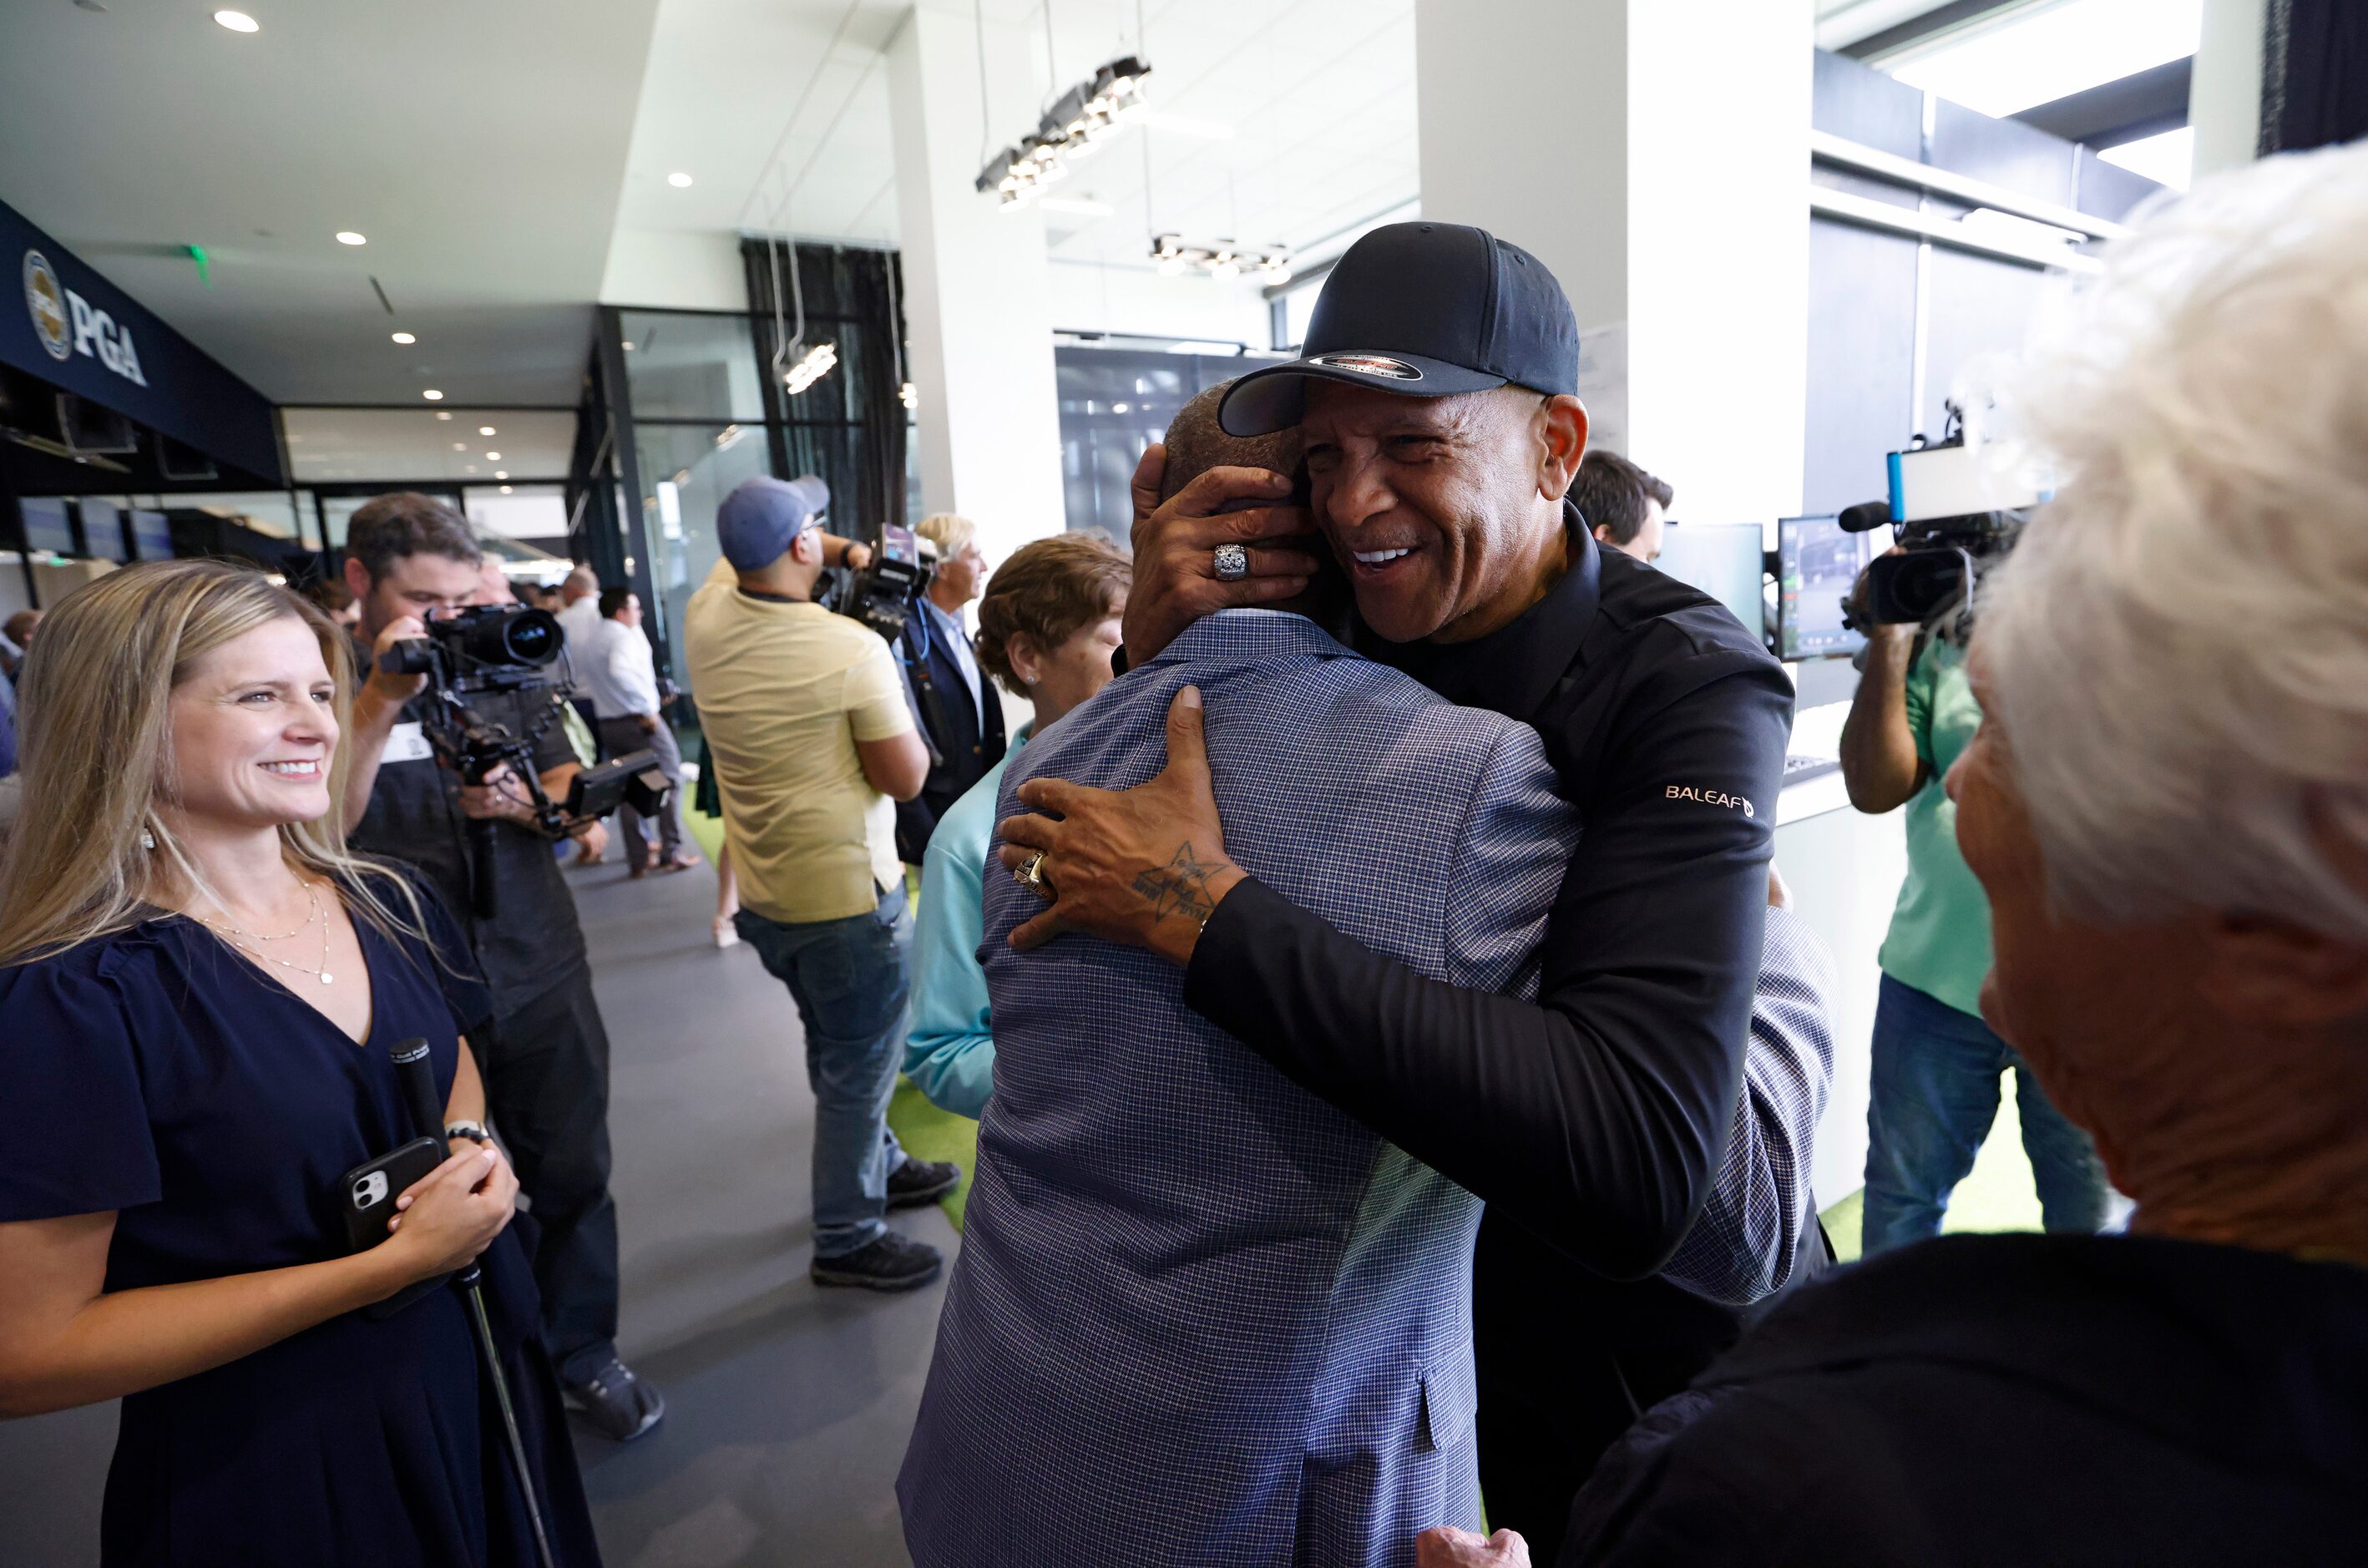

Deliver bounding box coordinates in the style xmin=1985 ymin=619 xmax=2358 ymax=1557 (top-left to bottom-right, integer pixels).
xmin=555 ymin=595 xmax=605 ymax=695
xmin=584 ymin=617 xmax=661 ymax=720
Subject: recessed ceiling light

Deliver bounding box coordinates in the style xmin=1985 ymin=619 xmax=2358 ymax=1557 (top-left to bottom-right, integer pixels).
xmin=465 ymin=465 xmax=477 ymax=473
xmin=494 ymin=471 xmax=509 ymax=479
xmin=435 ymin=410 xmax=452 ymax=421
xmin=390 ymin=331 xmax=416 ymax=344
xmin=213 ymin=9 xmax=260 ymax=33
xmin=620 ymin=341 xmax=635 ymax=352
xmin=452 ymin=443 xmax=467 ymax=451
xmin=336 ymin=231 xmax=367 ymax=246
xmin=422 ymin=389 xmax=443 ymax=401
xmin=499 ymin=485 xmax=514 ymax=494
xmin=484 ymin=451 xmax=501 ymax=462
xmin=478 ymin=426 xmax=496 ymax=436
xmin=667 ymin=172 xmax=694 ymax=188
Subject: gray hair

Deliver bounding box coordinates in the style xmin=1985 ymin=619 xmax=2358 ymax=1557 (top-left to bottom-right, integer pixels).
xmin=1982 ymin=142 xmax=2368 ymax=942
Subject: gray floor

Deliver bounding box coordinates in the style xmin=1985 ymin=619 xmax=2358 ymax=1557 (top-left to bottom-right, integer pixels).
xmin=0 ymin=856 xmax=953 ymax=1567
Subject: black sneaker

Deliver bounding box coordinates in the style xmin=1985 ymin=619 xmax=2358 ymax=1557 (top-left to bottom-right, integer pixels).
xmin=886 ymin=1156 xmax=962 ymax=1211
xmin=812 ymin=1231 xmax=943 ymax=1292
xmin=564 ymin=1357 xmax=665 ymax=1442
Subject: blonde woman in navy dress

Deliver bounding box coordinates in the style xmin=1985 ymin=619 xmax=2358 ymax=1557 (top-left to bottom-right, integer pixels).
xmin=0 ymin=560 xmax=600 ymax=1567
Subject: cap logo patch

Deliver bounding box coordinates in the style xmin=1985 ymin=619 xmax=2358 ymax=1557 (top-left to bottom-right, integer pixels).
xmin=1312 ymin=352 xmax=1422 ymax=381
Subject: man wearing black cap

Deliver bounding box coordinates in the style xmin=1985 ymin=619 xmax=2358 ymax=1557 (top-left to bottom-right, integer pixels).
xmin=994 ymin=223 xmax=1817 ymax=1557
xmin=684 ymin=475 xmax=961 ymax=1293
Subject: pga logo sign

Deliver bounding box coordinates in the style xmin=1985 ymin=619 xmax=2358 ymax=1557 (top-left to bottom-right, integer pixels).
xmin=24 ymin=249 xmax=149 ymax=387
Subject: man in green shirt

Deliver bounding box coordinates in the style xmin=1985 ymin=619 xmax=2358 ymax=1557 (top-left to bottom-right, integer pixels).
xmin=1840 ymin=590 xmax=2109 ymax=1254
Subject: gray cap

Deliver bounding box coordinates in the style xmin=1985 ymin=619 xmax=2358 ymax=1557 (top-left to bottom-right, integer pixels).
xmin=716 ymin=475 xmax=830 ymax=570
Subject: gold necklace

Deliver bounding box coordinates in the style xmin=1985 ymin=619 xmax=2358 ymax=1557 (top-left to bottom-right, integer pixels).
xmin=204 ymin=880 xmax=336 ymax=987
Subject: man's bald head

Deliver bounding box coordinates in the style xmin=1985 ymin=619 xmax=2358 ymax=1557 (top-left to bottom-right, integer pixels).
xmin=1162 ymin=382 xmax=1304 ymax=503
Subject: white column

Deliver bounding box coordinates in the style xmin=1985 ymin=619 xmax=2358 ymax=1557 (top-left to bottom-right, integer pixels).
xmin=1414 ymin=0 xmax=1813 ymax=527
xmin=2190 ymin=0 xmax=2268 ymax=178
xmin=886 ymin=1 xmax=1066 ymax=563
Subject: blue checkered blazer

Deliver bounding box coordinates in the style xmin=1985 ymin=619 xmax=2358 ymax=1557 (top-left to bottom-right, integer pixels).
xmin=899 ymin=610 xmax=1579 ymax=1568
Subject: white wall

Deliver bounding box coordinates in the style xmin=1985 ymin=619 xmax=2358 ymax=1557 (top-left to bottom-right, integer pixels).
xmin=1048 ymin=260 xmax=1273 ymax=349
xmin=886 ymin=3 xmax=1067 ymax=560
xmin=1415 ymin=0 xmax=1811 ymax=527
xmin=2190 ymin=0 xmax=2268 ymax=177
xmin=598 ymin=228 xmax=747 ymax=311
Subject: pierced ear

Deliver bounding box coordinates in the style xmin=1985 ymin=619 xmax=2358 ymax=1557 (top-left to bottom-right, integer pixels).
xmin=1007 ymin=633 xmax=1043 ymax=688
xmin=2198 ymin=911 xmax=2368 ymax=1031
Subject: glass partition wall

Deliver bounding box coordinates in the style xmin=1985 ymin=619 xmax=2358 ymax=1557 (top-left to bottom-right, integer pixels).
xmin=604 ymin=255 xmax=908 ymax=692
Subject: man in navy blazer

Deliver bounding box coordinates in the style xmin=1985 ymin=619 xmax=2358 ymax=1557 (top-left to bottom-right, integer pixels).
xmin=894 ymin=513 xmax=1006 ymax=861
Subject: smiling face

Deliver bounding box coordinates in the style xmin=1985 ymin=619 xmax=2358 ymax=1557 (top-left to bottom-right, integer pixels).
xmin=1300 ymin=380 xmax=1584 ymax=644
xmin=934 ymin=540 xmax=987 ymax=606
xmin=164 ymin=615 xmax=340 ymax=833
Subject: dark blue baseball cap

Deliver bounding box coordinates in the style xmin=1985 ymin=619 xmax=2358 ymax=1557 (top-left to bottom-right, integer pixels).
xmin=1219 ymin=221 xmax=1581 ymax=437
xmin=716 ymin=475 xmax=830 ymax=570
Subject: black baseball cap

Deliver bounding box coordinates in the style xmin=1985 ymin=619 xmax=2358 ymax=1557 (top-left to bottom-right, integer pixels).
xmin=1219 ymin=221 xmax=1581 ymax=437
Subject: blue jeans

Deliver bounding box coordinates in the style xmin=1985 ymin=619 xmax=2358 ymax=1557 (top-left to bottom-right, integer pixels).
xmin=736 ymin=883 xmax=913 ymax=1260
xmin=1861 ymin=974 xmax=2111 ymax=1257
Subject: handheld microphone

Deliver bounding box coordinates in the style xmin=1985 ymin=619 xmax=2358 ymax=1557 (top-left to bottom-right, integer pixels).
xmin=391 ymin=1038 xmax=444 ymax=1145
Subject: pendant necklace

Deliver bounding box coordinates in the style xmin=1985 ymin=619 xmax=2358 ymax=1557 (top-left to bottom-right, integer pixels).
xmin=203 ymin=879 xmax=335 ymax=986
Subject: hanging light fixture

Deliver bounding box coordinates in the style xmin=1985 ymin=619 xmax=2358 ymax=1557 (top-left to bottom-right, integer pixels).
xmin=1148 ymin=232 xmax=1293 ymax=283
xmin=783 ymin=341 xmax=838 ymax=396
xmin=975 ymin=55 xmax=1152 ymax=210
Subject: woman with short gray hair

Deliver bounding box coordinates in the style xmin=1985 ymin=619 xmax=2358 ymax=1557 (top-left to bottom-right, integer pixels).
xmin=1426 ymin=142 xmax=2368 ymax=1568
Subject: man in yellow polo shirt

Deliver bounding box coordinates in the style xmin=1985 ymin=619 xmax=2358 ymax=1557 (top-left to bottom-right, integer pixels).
xmin=686 ymin=475 xmax=959 ymax=1292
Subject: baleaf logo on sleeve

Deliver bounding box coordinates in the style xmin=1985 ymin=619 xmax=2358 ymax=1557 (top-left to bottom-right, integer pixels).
xmin=24 ymin=249 xmax=147 ymax=386
xmin=1667 ymin=784 xmax=1755 ymax=818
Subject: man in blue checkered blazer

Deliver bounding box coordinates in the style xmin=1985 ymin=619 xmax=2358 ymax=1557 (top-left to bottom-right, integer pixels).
xmin=898 ymin=606 xmax=1578 ymax=1566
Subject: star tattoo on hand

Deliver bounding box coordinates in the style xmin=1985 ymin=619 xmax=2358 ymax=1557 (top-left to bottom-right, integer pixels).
xmin=1131 ymin=842 xmax=1230 ymax=928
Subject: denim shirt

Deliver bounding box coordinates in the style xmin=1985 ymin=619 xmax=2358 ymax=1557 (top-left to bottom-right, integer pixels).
xmin=903 ymin=725 xmax=1030 ymax=1117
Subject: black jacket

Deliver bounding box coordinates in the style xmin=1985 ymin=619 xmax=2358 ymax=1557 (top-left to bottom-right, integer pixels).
xmin=1186 ymin=513 xmax=1794 ymax=1341
xmin=1566 ymin=1232 xmax=2368 ymax=1565
xmin=894 ymin=599 xmax=1006 ymax=861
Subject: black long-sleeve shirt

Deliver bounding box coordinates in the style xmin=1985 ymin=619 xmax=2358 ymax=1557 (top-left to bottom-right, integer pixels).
xmin=1185 ymin=508 xmax=1794 ymax=1293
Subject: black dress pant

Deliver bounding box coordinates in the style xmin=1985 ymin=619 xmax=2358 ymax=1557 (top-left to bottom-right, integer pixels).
xmin=473 ymin=962 xmax=620 ymax=1387
xmin=1471 ymin=1210 xmax=1725 ymax=1566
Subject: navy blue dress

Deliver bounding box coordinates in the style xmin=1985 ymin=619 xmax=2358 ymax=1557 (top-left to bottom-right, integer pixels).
xmin=0 ymin=877 xmax=602 ymax=1567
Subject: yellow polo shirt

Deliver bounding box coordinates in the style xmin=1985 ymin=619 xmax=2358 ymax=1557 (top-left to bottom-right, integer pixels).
xmin=685 ymin=564 xmax=914 ymax=924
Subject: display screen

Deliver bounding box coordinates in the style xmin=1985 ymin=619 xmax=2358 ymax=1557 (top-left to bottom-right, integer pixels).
xmin=1779 ymin=514 xmax=1873 ymax=661
xmin=18 ymin=496 xmax=73 ymax=554
xmin=1653 ymin=522 xmax=1766 ymax=645
xmin=129 ymin=509 xmax=173 ymax=561
xmin=80 ymin=498 xmax=126 ymax=561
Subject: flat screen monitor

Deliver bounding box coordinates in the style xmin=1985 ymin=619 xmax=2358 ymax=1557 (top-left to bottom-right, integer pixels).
xmin=1778 ymin=513 xmax=1876 ymax=660
xmin=81 ymin=498 xmax=126 ymax=562
xmin=1652 ymin=522 xmax=1766 ymax=646
xmin=18 ymin=496 xmax=73 ymax=555
xmin=129 ymin=508 xmax=174 ymax=561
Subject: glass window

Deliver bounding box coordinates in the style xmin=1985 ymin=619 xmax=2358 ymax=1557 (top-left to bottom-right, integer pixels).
xmin=633 ymin=422 xmax=772 ymax=680
xmin=619 ymin=311 xmax=768 ymax=422
xmin=190 ymin=491 xmax=307 ymax=542
xmin=1055 ymin=347 xmax=1245 ymax=537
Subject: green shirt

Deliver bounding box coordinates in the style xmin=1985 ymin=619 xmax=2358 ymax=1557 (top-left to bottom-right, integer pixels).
xmin=1876 ymin=636 xmax=1993 ymax=1018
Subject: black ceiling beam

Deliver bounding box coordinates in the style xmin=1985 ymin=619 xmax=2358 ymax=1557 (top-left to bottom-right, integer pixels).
xmin=1839 ymin=0 xmax=2030 ymax=62
xmin=2013 ymin=56 xmax=2194 ymax=147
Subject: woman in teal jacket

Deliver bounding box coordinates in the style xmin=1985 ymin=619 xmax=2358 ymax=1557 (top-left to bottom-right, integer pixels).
xmin=904 ymin=534 xmax=1131 ymax=1116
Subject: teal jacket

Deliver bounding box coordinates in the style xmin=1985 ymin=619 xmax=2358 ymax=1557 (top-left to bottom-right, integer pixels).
xmin=903 ymin=727 xmax=1027 ymax=1117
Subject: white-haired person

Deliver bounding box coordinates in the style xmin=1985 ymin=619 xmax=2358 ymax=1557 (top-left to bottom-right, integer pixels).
xmin=893 ymin=512 xmax=1005 ymax=861
xmin=1420 ymin=144 xmax=2368 ymax=1568
xmin=0 ymin=561 xmax=600 ymax=1565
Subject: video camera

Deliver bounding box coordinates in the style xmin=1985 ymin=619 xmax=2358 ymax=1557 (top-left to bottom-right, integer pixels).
xmin=1839 ymin=402 xmax=2047 ymax=628
xmin=379 ymin=602 xmax=671 ymax=917
xmin=824 ymin=522 xmax=937 ymax=640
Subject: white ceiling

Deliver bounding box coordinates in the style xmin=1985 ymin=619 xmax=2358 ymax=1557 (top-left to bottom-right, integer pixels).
xmin=282 ymin=407 xmax=576 ymax=484
xmin=3 ymin=0 xmax=1416 ymax=422
xmin=0 ymin=0 xmax=660 ymax=407
xmin=620 ymin=0 xmax=1418 ymax=269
